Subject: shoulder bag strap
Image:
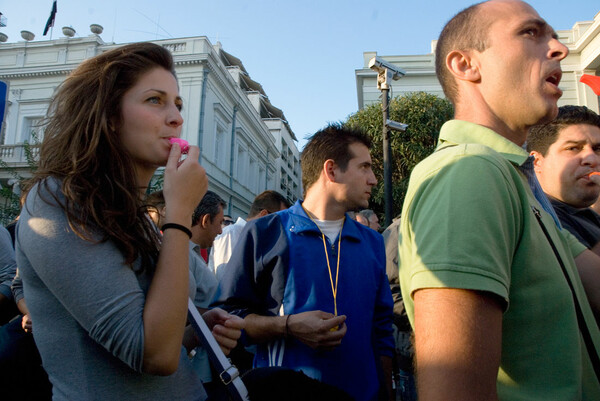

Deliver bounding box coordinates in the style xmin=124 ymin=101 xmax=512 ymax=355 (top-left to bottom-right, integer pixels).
xmin=187 ymin=299 xmax=250 ymax=401
xmin=531 ymin=206 xmax=600 ymax=382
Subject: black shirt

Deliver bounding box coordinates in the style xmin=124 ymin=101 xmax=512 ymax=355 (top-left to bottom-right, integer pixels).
xmin=550 ymin=196 xmax=600 ymax=249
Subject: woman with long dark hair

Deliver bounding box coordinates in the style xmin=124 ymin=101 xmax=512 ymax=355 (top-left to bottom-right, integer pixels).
xmin=15 ymin=42 xmax=241 ymax=400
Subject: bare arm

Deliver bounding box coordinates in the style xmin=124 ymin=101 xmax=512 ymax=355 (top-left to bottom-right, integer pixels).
xmin=575 ymin=249 xmax=600 ymax=323
xmin=142 ymin=145 xmax=208 ymax=375
xmin=589 ymin=234 xmax=600 ymax=258
xmin=244 ymin=310 xmax=347 ymax=350
xmin=182 ymin=307 xmax=245 ymax=355
xmin=413 ymin=288 xmax=503 ymax=401
xmin=15 ymin=298 xmax=33 ymax=333
xmin=242 ymin=313 xmax=286 ymax=342
xmin=202 ymin=308 xmax=245 ymax=354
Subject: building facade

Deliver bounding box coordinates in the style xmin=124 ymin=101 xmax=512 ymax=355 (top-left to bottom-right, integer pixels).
xmin=0 ymin=30 xmax=302 ymax=221
xmin=356 ymin=11 xmax=600 ymax=113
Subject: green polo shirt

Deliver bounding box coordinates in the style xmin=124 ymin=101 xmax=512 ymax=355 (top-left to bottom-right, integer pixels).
xmin=399 ymin=120 xmax=600 ymax=400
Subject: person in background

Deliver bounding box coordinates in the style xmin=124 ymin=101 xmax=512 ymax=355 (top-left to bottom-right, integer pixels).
xmin=0 ymin=269 xmax=52 ymax=400
xmin=528 ymin=105 xmax=600 ymax=250
xmin=381 ymin=216 xmax=416 ymax=401
xmin=355 ymin=211 xmax=369 ymax=227
xmin=222 ymin=215 xmax=234 ymax=229
xmin=358 ymin=209 xmax=381 ymax=232
xmin=189 ymin=190 xmax=223 ymax=308
xmin=0 ymin=225 xmax=17 ymax=324
xmin=145 ymin=190 xmax=167 ymax=228
xmin=210 ymin=190 xmax=290 ymax=375
xmin=15 ymin=42 xmax=243 ymax=400
xmin=186 ymin=191 xmax=225 ymax=391
xmin=209 ymin=190 xmax=290 ymax=280
xmin=0 ymin=222 xmax=52 ymax=399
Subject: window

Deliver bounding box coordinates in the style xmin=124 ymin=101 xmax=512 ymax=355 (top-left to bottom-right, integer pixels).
xmin=267 ymin=173 xmax=274 ymax=190
xmin=249 ymin=156 xmax=257 ymax=192
xmin=214 ymin=122 xmax=226 ymax=170
xmin=259 ymin=166 xmax=265 ymax=192
xmin=23 ymin=117 xmax=44 ymax=143
xmin=236 ymin=144 xmax=248 ymax=185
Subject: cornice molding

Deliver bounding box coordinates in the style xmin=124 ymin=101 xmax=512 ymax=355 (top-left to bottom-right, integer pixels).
xmin=174 ymin=59 xmax=205 ymax=66
xmin=0 ymin=68 xmax=73 ymax=79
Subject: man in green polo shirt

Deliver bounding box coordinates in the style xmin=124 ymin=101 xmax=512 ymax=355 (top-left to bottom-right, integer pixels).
xmin=399 ymin=1 xmax=600 ymax=400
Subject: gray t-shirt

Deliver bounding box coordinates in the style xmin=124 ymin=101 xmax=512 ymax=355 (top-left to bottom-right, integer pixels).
xmin=16 ymin=178 xmax=206 ymax=400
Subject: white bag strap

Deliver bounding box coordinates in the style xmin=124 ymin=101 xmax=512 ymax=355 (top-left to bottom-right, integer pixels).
xmin=187 ymin=299 xmax=250 ymax=401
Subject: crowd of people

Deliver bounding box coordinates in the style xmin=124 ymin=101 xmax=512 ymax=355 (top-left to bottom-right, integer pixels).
xmin=1 ymin=0 xmax=600 ymax=400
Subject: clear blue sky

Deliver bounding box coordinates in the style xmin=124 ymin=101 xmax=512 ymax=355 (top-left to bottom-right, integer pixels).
xmin=1 ymin=0 xmax=598 ymax=148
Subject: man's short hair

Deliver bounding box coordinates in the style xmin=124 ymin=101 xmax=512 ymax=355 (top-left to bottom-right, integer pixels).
xmin=435 ymin=1 xmax=489 ymax=105
xmin=527 ymin=106 xmax=600 ymax=155
xmin=248 ymin=190 xmax=291 ymax=218
xmin=192 ymin=191 xmax=226 ymax=226
xmin=145 ymin=190 xmax=165 ymax=209
xmin=301 ymin=123 xmax=372 ymax=196
xmin=358 ymin=209 xmax=376 ymax=221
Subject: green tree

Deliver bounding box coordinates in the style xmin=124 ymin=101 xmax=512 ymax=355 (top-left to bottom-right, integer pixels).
xmin=345 ymin=91 xmax=453 ymax=224
xmin=0 ymin=134 xmax=40 ymax=225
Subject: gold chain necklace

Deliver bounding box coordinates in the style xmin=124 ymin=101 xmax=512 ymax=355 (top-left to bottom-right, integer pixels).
xmin=301 ymin=205 xmax=344 ymax=317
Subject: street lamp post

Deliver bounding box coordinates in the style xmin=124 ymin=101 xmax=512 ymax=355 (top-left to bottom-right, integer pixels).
xmin=368 ymin=57 xmax=407 ymax=227
xmin=381 ymin=87 xmax=392 ymax=227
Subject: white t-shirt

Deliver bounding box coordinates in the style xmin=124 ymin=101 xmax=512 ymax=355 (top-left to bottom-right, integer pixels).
xmin=312 ymin=217 xmax=345 ymax=244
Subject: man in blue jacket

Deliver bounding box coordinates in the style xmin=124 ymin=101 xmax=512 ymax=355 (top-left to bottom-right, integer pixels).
xmin=216 ymin=124 xmax=394 ymax=401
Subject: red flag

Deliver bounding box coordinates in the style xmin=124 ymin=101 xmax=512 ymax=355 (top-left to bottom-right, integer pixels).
xmin=43 ymin=1 xmax=57 ymax=36
xmin=580 ymin=74 xmax=600 ymax=96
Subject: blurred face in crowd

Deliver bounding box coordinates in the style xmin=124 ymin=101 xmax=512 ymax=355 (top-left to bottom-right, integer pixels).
xmin=192 ymin=205 xmax=224 ymax=248
xmin=368 ymin=214 xmax=381 ymax=232
xmin=205 ymin=206 xmax=225 ymax=248
xmin=222 ymin=215 xmax=234 ymax=229
xmin=533 ymin=124 xmax=600 ymax=208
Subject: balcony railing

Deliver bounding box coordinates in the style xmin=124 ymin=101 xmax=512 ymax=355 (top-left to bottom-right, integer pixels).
xmin=0 ymin=144 xmax=41 ymax=166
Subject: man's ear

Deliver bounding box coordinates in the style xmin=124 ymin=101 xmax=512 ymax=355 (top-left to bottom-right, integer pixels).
xmin=446 ymin=49 xmax=481 ymax=83
xmin=257 ymin=209 xmax=269 ymax=218
xmin=530 ymin=150 xmax=545 ymax=173
xmin=201 ymin=214 xmax=211 ymax=228
xmin=324 ymin=159 xmax=337 ymax=182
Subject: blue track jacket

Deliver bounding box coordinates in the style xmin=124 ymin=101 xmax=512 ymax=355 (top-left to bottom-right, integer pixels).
xmin=215 ymin=201 xmax=394 ymax=401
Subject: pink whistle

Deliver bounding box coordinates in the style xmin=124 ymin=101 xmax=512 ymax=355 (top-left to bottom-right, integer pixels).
xmin=588 ymin=172 xmax=600 ymax=178
xmin=169 ymin=138 xmax=189 ymax=154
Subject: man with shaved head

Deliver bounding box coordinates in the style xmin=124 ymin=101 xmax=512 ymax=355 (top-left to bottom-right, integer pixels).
xmin=399 ymin=1 xmax=600 ymax=399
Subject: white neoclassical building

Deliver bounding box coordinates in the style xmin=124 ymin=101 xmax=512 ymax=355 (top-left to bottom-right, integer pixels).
xmin=0 ymin=29 xmax=302 ymax=219
xmin=356 ymin=10 xmax=600 ymax=113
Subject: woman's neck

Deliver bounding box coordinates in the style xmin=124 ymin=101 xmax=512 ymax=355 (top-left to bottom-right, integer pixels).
xmin=135 ymin=168 xmax=155 ymax=198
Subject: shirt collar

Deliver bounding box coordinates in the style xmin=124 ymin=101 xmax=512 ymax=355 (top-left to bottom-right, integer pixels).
xmin=288 ymin=200 xmax=362 ymax=241
xmin=549 ymin=195 xmax=592 ymax=216
xmin=438 ymin=120 xmax=529 ymax=167
xmin=189 ymin=241 xmax=200 ymax=253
